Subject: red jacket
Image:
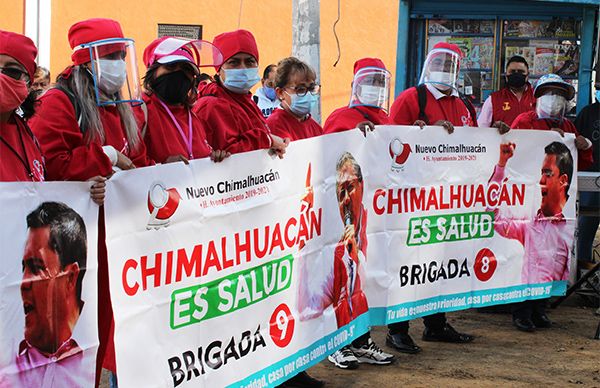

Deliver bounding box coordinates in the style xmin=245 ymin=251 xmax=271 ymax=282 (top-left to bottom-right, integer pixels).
xmin=323 ymin=105 xmax=390 ymax=134
xmin=332 ymin=206 xmax=369 ymax=328
xmin=266 ymin=108 xmax=323 ymax=141
xmin=390 ymin=86 xmax=476 ymax=127
xmin=29 ymin=88 xmax=152 ymax=180
xmin=0 ymin=115 xmax=45 ymax=182
xmin=490 ymin=84 xmax=535 ymax=126
xmin=141 ymin=93 xmax=212 ymax=163
xmin=512 ymin=110 xmax=593 ymax=170
xmin=193 ymin=82 xmax=271 ymax=154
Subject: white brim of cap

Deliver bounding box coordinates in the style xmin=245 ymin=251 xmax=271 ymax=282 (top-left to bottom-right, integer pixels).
xmin=157 ymin=55 xmax=193 ymax=64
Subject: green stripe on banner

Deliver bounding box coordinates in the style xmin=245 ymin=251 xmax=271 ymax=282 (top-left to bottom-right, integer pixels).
xmin=229 ymin=313 xmax=371 ymax=388
xmin=370 ymin=281 xmax=566 ymax=325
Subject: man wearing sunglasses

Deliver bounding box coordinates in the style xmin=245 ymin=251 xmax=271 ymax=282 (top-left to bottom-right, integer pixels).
xmin=0 ymin=30 xmax=45 ymax=182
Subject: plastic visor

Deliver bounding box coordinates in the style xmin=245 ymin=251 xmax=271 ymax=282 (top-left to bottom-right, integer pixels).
xmin=77 ymin=38 xmax=142 ymax=106
xmin=349 ymin=67 xmax=391 ymax=112
xmin=418 ymin=48 xmax=460 ymax=91
xmin=151 ymin=38 xmax=223 ymax=69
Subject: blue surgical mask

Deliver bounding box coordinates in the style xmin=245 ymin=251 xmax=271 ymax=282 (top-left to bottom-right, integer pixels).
xmin=285 ymin=91 xmax=316 ymax=116
xmin=264 ymin=86 xmax=277 ymax=101
xmin=596 ymin=90 xmax=600 ymax=103
xmin=222 ymin=68 xmax=260 ymax=93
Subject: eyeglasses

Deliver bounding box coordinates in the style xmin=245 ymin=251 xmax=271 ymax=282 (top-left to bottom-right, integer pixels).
xmin=286 ymin=84 xmax=320 ymax=97
xmin=0 ymin=67 xmax=30 ymax=84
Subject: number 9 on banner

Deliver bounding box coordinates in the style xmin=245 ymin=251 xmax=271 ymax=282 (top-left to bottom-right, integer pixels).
xmin=270 ymin=304 xmax=295 ymax=348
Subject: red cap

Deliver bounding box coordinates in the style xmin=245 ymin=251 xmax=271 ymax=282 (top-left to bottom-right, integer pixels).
xmin=433 ymin=42 xmax=463 ymax=58
xmin=68 ymin=18 xmax=124 ymax=65
xmin=353 ymin=57 xmax=386 ymax=74
xmin=143 ymin=37 xmax=196 ymax=68
xmin=212 ymin=29 xmax=258 ymax=70
xmin=0 ymin=30 xmax=38 ymax=81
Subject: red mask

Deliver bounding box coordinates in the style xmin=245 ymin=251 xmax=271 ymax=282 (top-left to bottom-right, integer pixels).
xmin=0 ymin=73 xmax=29 ymax=113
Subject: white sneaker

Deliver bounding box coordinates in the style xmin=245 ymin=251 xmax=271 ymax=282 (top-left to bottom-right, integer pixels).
xmin=327 ymin=346 xmax=359 ymax=369
xmin=349 ymin=338 xmax=395 ymax=365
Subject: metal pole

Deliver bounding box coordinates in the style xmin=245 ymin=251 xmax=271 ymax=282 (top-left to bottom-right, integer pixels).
xmin=292 ymin=0 xmax=321 ymax=123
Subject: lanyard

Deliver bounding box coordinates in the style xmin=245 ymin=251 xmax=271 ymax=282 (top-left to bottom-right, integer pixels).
xmin=0 ymin=119 xmax=34 ymax=180
xmin=158 ymin=99 xmax=193 ymax=159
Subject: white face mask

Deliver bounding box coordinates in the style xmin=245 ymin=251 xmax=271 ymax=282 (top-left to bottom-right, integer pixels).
xmin=428 ymin=71 xmax=454 ymax=91
xmin=357 ymin=85 xmax=385 ymax=106
xmin=97 ymin=59 xmax=127 ymax=95
xmin=536 ymin=94 xmax=566 ymax=118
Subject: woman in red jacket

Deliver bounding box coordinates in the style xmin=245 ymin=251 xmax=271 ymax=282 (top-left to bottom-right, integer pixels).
xmin=28 ymin=18 xmax=153 ymax=386
xmin=0 ymin=30 xmax=45 ymax=182
xmin=141 ymin=36 xmax=229 ymax=163
xmin=193 ymin=29 xmax=288 ymax=157
xmin=266 ymin=56 xmax=322 ymax=140
xmin=323 ymin=57 xmax=391 ymax=134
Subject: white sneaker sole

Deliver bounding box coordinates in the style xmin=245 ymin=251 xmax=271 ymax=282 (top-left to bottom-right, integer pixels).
xmin=327 ymin=355 xmax=359 ymax=369
xmin=354 ymin=355 xmax=394 ymax=365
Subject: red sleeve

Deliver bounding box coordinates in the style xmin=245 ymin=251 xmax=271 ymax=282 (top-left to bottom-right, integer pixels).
xmin=389 ymin=88 xmax=420 ymax=125
xmin=323 ymin=108 xmax=353 ymax=134
xmin=510 ymin=112 xmax=532 ymax=129
xmin=266 ymin=110 xmax=292 ymax=140
xmin=28 ymin=89 xmax=113 ymax=181
xmin=194 ymin=97 xmax=271 ymax=154
xmin=563 ymin=120 xmax=593 ymax=170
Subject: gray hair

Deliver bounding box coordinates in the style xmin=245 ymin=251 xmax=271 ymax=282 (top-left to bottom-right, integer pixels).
xmin=336 ymin=152 xmax=363 ymax=183
xmin=70 ymin=66 xmax=140 ymax=149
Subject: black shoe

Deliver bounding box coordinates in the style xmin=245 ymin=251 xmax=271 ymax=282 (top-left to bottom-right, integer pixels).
xmin=422 ymin=324 xmax=474 ymax=343
xmin=386 ymin=332 xmax=422 ymax=354
xmin=513 ymin=318 xmax=536 ymax=332
xmin=278 ymin=372 xmax=325 ymax=388
xmin=531 ymin=314 xmax=552 ymax=328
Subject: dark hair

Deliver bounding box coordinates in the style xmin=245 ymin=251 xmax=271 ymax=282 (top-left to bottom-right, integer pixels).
xmin=142 ymin=62 xmax=198 ymax=107
xmin=262 ymin=64 xmax=276 ymax=80
xmin=198 ymin=73 xmax=213 ymax=83
xmin=506 ymin=55 xmax=529 ymax=70
xmin=26 ymin=202 xmax=87 ymax=302
xmin=20 ymin=90 xmax=38 ymax=119
xmin=544 ymin=141 xmax=573 ymax=197
xmin=274 ymin=57 xmax=316 ymax=89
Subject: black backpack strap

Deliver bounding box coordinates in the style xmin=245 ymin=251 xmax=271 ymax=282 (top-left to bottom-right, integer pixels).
xmin=416 ymin=84 xmax=429 ymax=124
xmin=458 ymin=92 xmax=478 ymax=126
xmin=252 ymin=95 xmax=259 ymax=104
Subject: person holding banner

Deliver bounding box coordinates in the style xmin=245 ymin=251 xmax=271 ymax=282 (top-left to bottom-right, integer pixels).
xmin=28 ymin=18 xmax=154 ymax=386
xmin=323 ymin=57 xmax=391 ymax=134
xmin=266 ymin=56 xmax=323 ymax=141
xmin=193 ymin=29 xmax=289 ymax=157
xmin=386 ymin=42 xmax=475 ymax=355
xmin=141 ymin=36 xmax=229 ymax=164
xmin=511 ymin=74 xmax=593 ymax=171
xmin=7 ymin=202 xmax=95 ymax=387
xmin=0 ymin=30 xmax=45 ymax=182
xmin=490 ymin=141 xmax=575 ymax=332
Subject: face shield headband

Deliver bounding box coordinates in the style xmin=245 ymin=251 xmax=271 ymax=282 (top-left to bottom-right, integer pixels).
xmin=74 ymin=37 xmax=143 ymax=107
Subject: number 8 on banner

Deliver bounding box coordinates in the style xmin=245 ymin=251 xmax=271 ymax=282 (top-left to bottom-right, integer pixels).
xmin=474 ymin=248 xmax=497 ymax=282
xmin=270 ymin=304 xmax=295 ymax=348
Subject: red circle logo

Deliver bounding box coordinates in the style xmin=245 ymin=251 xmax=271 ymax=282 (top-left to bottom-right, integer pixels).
xmin=269 ymin=304 xmax=295 ymax=348
xmin=474 ymin=248 xmax=497 ymax=282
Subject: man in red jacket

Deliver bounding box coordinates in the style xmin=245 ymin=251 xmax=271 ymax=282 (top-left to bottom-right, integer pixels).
xmin=390 ymin=42 xmax=477 ymax=133
xmin=387 ymin=42 xmax=475 ymax=355
xmin=323 ymin=57 xmax=391 ymax=134
xmin=193 ymin=29 xmax=288 ymax=157
xmin=479 ymin=55 xmax=535 ymax=129
xmin=511 ymin=73 xmax=593 ymax=171
xmin=0 ymin=30 xmax=45 ymax=182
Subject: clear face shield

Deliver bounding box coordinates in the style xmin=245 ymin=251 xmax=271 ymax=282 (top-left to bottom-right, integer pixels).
xmin=76 ymin=38 xmax=142 ymax=106
xmin=419 ymin=48 xmax=460 ymax=92
xmin=149 ymin=38 xmax=224 ymax=70
xmin=349 ymin=67 xmax=391 ymax=112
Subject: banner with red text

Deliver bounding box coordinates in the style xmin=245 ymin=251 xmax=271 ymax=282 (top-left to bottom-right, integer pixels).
xmin=0 ymin=182 xmax=99 ymax=388
xmin=105 ymin=126 xmax=576 ymax=388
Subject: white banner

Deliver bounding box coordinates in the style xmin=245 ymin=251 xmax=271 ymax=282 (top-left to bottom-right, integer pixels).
xmin=105 ymin=126 xmax=577 ymax=388
xmin=0 ymin=182 xmax=99 ymax=388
